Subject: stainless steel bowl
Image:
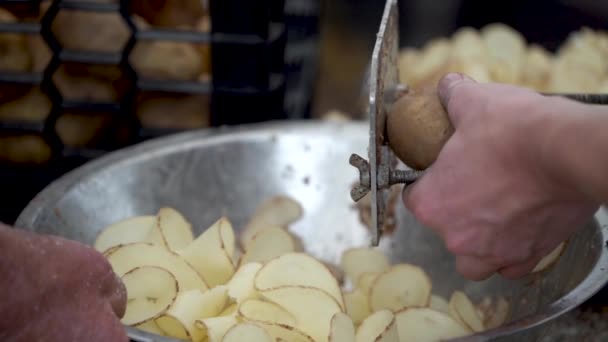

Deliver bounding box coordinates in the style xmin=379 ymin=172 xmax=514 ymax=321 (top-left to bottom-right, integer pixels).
xmin=16 ymin=121 xmax=608 ymax=342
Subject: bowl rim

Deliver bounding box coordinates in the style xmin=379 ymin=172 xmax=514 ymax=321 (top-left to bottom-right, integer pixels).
xmin=15 ymin=120 xmax=608 ymax=342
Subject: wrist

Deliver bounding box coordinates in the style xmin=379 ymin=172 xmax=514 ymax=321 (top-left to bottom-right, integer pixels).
xmin=532 ymin=96 xmax=603 ymax=203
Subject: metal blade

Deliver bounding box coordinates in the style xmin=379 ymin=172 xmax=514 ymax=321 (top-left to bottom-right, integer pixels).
xmin=368 ymin=0 xmax=400 ymax=246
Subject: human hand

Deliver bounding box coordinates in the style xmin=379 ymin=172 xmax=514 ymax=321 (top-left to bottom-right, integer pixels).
xmin=402 ymin=73 xmax=599 ymax=281
xmin=0 ymin=223 xmax=128 ymax=342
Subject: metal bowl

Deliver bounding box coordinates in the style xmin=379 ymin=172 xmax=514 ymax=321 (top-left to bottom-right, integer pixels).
xmin=16 ymin=121 xmax=608 ymax=342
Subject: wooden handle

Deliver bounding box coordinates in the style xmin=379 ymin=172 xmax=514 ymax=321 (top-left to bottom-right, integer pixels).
xmin=386 ymin=86 xmax=454 ymax=170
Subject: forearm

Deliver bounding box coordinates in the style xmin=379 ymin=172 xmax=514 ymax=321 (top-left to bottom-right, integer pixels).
xmin=537 ymin=97 xmax=608 ymax=204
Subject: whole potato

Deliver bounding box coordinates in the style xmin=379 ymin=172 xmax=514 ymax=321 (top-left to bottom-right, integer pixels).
xmin=387 ymin=85 xmax=454 ymax=170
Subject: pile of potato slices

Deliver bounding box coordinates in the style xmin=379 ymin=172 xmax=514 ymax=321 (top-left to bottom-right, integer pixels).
xmin=399 ymin=23 xmax=608 ymax=94
xmin=94 ymin=195 xmax=516 ymax=342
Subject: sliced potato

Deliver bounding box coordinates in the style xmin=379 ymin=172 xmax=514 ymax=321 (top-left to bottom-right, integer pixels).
xmin=449 ymin=291 xmax=484 ymax=332
xmin=260 ymin=286 xmax=342 ymax=342
xmin=196 ymin=316 xmax=239 ymax=342
xmin=135 ymin=320 xmax=165 ymax=335
xmin=238 ymin=298 xmax=296 ymax=326
xmin=240 ymin=226 xmax=297 ymax=265
xmin=329 ymin=312 xmax=356 ymax=342
xmin=355 ymin=309 xmax=398 ymax=342
xmin=157 ymin=207 xmax=194 ymax=251
xmin=106 ymin=242 xmax=208 ymax=291
xmin=94 ymin=216 xmax=156 ymax=253
xmin=340 ymin=247 xmax=390 ymax=284
xmin=241 ymin=195 xmax=303 ymax=249
xmin=178 ymin=217 xmax=236 ymax=287
xmin=343 ymin=289 xmax=371 ymax=325
xmin=253 ymin=322 xmax=314 ymax=342
xmin=429 ymin=295 xmax=450 ymax=314
xmin=255 ymin=253 xmax=345 ymax=310
xmin=357 ymin=273 xmax=380 ymax=295
xmin=227 ymin=262 xmax=262 ymax=303
xmin=222 ymin=322 xmax=273 ymax=342
xmin=395 ymin=307 xmax=470 ymax=341
xmin=481 ymin=23 xmax=526 ymax=83
xmin=121 ymin=266 xmax=178 ymax=326
xmin=219 ymin=303 xmax=238 ymax=317
xmin=479 ymin=296 xmax=510 ymax=330
xmin=369 ymin=264 xmax=432 ymax=312
xmin=156 ymin=286 xmax=228 ymax=341
xmin=450 ymin=26 xmax=487 ymax=61
xmin=532 ymin=242 xmax=566 ymax=273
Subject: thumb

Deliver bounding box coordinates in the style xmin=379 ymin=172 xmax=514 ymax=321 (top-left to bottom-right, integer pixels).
xmin=437 ymin=73 xmax=477 ymax=126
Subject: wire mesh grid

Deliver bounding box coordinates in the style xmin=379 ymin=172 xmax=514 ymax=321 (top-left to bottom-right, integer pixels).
xmin=0 ymin=0 xmax=289 ymax=162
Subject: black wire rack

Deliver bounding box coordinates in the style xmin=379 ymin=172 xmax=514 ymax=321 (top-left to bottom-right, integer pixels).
xmin=0 ymin=0 xmax=320 ymax=223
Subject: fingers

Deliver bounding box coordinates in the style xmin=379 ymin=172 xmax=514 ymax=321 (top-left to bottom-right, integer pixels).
xmin=455 ymin=255 xmax=497 ymax=281
xmin=436 ymin=73 xmax=478 ymax=128
xmin=100 ymin=271 xmax=127 ymax=318
xmin=498 ymin=255 xmax=543 ymax=279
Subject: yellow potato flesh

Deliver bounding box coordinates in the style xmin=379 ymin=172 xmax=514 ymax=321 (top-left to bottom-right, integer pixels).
xmin=252 ymin=322 xmax=314 ymax=342
xmin=227 ymin=262 xmax=262 ymax=303
xmin=396 ymin=307 xmax=470 ymax=341
xmin=340 ymin=248 xmax=390 ymax=285
xmin=449 ymin=291 xmax=484 ymax=332
xmin=237 ymin=298 xmax=296 ymax=326
xmin=241 ymin=195 xmax=303 ymax=249
xmin=94 ymin=216 xmax=156 ymax=253
xmin=429 ymin=295 xmax=450 ymax=314
xmin=329 ymin=312 xmax=356 ymax=342
xmin=156 ymin=286 xmax=228 ymax=341
xmin=222 ymin=322 xmax=273 ymax=342
xmin=260 ymin=286 xmax=342 ymax=342
xmin=121 ymin=266 xmax=178 ymax=326
xmin=177 ymin=217 xmax=236 ymax=287
xmin=355 ymin=310 xmax=398 ymax=342
xmin=195 ymin=316 xmax=238 ymax=342
xmin=157 ymin=207 xmax=194 ymax=251
xmin=369 ymin=264 xmax=432 ymax=312
xmin=343 ymin=289 xmax=371 ymax=326
xmin=106 ymin=242 xmax=208 ymax=292
xmin=255 ymin=252 xmax=345 ymax=311
xmin=240 ymin=226 xmax=296 ymax=265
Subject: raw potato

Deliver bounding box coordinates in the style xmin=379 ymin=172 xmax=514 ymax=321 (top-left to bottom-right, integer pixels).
xmin=449 ymin=291 xmax=484 ymax=332
xmin=226 ymin=262 xmax=262 ymax=303
xmin=395 ymin=307 xmax=470 ymax=341
xmin=259 ymin=286 xmax=342 ymax=342
xmin=429 ymin=295 xmax=450 ymax=314
xmin=340 ymin=248 xmax=390 ymax=284
xmin=106 ymin=243 xmax=208 ymax=291
xmin=152 ymin=207 xmax=194 ymax=251
xmin=196 ymin=316 xmax=238 ymax=342
xmin=238 ymin=299 xmax=296 ymax=326
xmin=121 ymin=266 xmax=178 ymax=326
xmin=357 ymin=273 xmax=380 ymax=295
xmin=328 ymin=312 xmax=356 ymax=342
xmin=252 ymin=322 xmax=314 ymax=342
xmin=241 ymin=195 xmax=303 ymax=249
xmin=136 ymin=320 xmax=165 ymax=335
xmin=369 ymin=264 xmax=432 ymax=312
xmin=94 ymin=216 xmax=156 ymax=253
xmin=344 ymin=289 xmax=371 ymax=325
xmin=356 ymin=310 xmax=399 ymax=342
xmin=255 ymin=253 xmax=345 ymax=310
xmin=240 ymin=226 xmax=297 ymax=265
xmin=222 ymin=323 xmax=273 ymax=342
xmin=478 ymin=296 xmax=510 ymax=330
xmin=532 ymin=242 xmax=566 ymax=273
xmin=156 ymin=286 xmax=228 ymax=341
xmin=481 ymin=23 xmax=526 ymax=84
xmin=177 ymin=217 xmax=236 ymax=287
xmin=219 ymin=304 xmax=238 ymax=317
xmin=386 ymin=86 xmax=454 ymax=170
